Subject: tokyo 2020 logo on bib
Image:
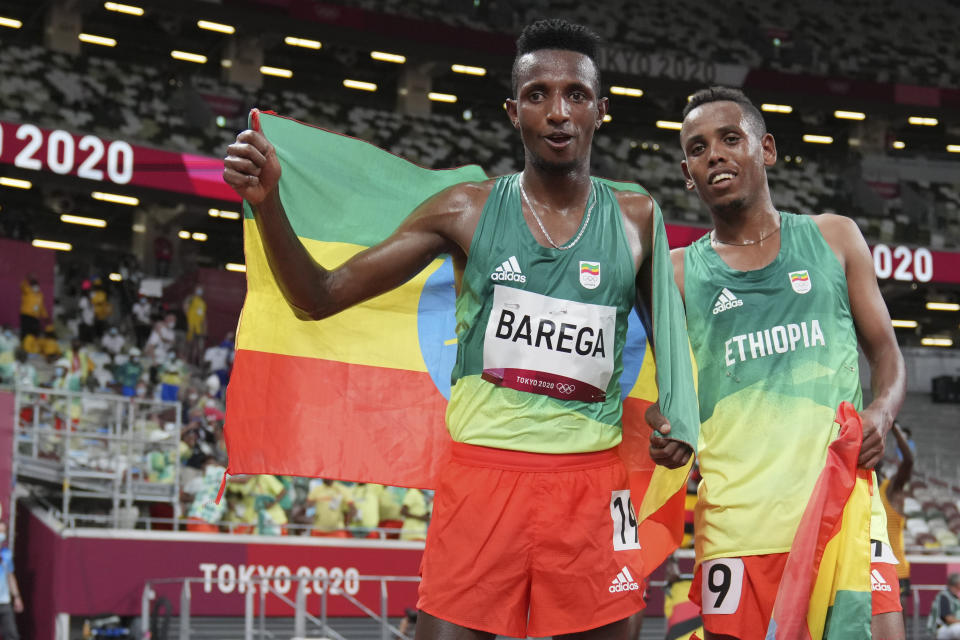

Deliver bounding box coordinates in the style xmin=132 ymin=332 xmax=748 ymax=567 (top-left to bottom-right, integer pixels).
xmin=417 ymin=257 xmax=648 ymax=400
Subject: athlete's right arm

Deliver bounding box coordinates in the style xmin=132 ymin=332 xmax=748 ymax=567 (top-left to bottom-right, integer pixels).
xmin=223 ymin=127 xmax=480 ymax=319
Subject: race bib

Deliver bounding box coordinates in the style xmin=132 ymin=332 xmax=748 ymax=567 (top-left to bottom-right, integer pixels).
xmin=701 ymin=558 xmax=744 ymax=615
xmin=482 ymin=286 xmax=616 ymax=402
xmin=870 ymin=538 xmax=899 ymax=564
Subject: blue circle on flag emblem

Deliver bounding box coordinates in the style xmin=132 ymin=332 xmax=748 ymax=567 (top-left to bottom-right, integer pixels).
xmin=417 ymin=257 xmax=648 ymax=401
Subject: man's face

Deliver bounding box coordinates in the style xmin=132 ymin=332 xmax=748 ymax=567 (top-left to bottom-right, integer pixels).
xmin=680 ymin=101 xmax=776 ymax=217
xmin=506 ymin=49 xmax=607 ymax=174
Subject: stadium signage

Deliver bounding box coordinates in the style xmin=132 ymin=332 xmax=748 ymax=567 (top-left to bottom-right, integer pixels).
xmin=596 ymin=48 xmax=749 ymax=85
xmin=0 ymin=119 xmax=240 ymax=202
xmin=198 ymin=562 xmax=361 ymax=596
xmin=871 ymin=244 xmax=934 ymax=282
xmin=0 ymin=122 xmax=133 ymax=184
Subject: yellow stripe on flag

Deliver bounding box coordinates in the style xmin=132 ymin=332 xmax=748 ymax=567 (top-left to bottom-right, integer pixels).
xmin=239 ymin=218 xmax=443 ymax=371
xmin=806 ymin=473 xmax=872 ymax=638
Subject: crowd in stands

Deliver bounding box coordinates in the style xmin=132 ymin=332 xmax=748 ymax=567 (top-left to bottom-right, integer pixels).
xmin=3 ymin=39 xmax=959 ymax=250
xmin=332 ymin=0 xmax=960 ymax=88
xmin=193 ymin=474 xmax=432 ymax=541
xmin=2 ymin=261 xmax=433 ymax=539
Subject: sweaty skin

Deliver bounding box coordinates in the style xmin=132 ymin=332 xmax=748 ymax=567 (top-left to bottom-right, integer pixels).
xmin=650 ymin=99 xmax=907 ymax=640
xmin=224 ymin=47 xmax=678 ymax=640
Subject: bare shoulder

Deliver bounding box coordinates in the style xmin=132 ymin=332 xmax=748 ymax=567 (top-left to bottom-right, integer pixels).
xmin=810 ymin=213 xmax=866 ymax=268
xmin=423 ymin=179 xmax=496 ymax=216
xmin=613 ymin=189 xmax=655 ymax=225
xmin=404 ymin=178 xmax=496 ymax=254
xmin=811 ymin=212 xmax=862 ymax=243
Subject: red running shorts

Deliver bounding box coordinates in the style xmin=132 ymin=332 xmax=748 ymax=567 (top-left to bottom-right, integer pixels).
xmin=691 ymin=549 xmax=901 ymax=639
xmin=417 ymin=442 xmax=646 ymax=638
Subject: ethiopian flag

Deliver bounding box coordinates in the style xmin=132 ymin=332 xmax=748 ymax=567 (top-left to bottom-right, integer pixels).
xmin=225 ymin=111 xmax=698 ymax=575
xmin=765 ymin=402 xmax=872 ymax=640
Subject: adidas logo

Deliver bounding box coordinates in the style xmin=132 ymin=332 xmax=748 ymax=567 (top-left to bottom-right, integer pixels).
xmin=608 ymin=566 xmax=640 ymax=593
xmin=491 ymin=256 xmax=527 ymax=283
xmin=712 ymin=287 xmax=743 ymax=315
xmin=871 ymin=569 xmax=892 ymax=592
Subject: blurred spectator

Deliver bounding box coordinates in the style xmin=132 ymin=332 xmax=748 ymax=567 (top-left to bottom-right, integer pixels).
xmin=132 ymin=295 xmax=153 ymax=349
xmin=223 ymin=488 xmax=254 ymax=534
xmin=91 ymin=279 xmax=112 ymax=338
xmin=929 ymin=573 xmax=960 ymax=639
xmin=277 ymin=475 xmax=296 ymax=512
xmin=101 ymin=327 xmax=126 ymax=357
xmin=145 ymin=314 xmax=176 ymax=363
xmin=50 ymin=358 xmax=71 ymax=390
xmin=145 ymin=429 xmax=176 ymax=483
xmin=77 ymin=281 xmax=96 ymax=344
xmin=0 ymin=521 xmax=23 ymax=640
xmin=113 ymin=347 xmax=143 ymax=397
xmin=378 ymin=486 xmax=405 ymax=536
xmin=350 ymin=483 xmax=382 ymax=538
xmin=38 ymin=325 xmax=62 ymax=362
xmin=880 ymin=420 xmax=913 ymax=601
xmin=154 ymin=230 xmax=173 ymax=277
xmin=0 ymin=328 xmax=16 ymax=384
xmin=203 ymin=370 xmax=221 ymax=399
xmin=203 ymin=333 xmax=233 ymax=398
xmin=242 ymin=475 xmax=288 ymax=535
xmin=399 ymin=488 xmax=431 ymax=541
xmin=185 ymin=455 xmax=227 ymax=533
xmin=87 ymin=346 xmax=116 ymax=391
xmin=306 ymin=479 xmax=352 ymax=538
xmin=12 ymin=349 xmax=37 ymax=389
xmin=62 ymin=339 xmax=94 ymax=390
xmin=896 ymin=426 xmax=917 ymax=462
xmin=183 ymin=285 xmax=207 ymax=366
xmin=179 ymin=426 xmax=211 ymax=470
xmin=158 ymin=352 xmax=185 ymax=402
xmin=19 ymin=275 xmax=47 ymax=351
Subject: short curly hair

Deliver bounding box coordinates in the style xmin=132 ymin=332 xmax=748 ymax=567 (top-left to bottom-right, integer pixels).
xmin=511 ymin=19 xmax=602 ymax=96
xmin=683 ymin=86 xmax=767 ymax=137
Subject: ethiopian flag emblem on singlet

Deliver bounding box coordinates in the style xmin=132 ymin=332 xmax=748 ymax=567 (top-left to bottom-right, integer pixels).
xmin=580 ymin=261 xmax=601 ymax=289
xmin=789 ymin=270 xmax=812 ymax=294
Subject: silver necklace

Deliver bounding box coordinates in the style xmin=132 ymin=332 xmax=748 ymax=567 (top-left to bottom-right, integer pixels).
xmin=711 ymin=219 xmax=782 ymax=247
xmin=518 ymin=176 xmax=596 ymax=250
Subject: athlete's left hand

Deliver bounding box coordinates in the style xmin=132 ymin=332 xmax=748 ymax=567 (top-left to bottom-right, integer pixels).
xmin=858 ymin=405 xmax=890 ymax=469
xmin=647 ymin=403 xmax=694 ymax=469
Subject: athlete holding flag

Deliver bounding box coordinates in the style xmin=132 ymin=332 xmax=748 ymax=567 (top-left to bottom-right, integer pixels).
xmin=224 ymin=19 xmax=696 ymax=640
xmin=648 ymin=86 xmax=906 ymax=639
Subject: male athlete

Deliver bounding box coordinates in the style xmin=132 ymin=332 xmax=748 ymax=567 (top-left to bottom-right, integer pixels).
xmin=224 ymin=19 xmax=693 ymax=640
xmin=647 ymin=87 xmax=907 ymax=639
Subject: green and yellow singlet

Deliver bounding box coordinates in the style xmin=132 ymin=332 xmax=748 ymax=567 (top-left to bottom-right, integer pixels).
xmin=684 ymin=212 xmax=889 ymax=563
xmin=446 ymin=174 xmax=637 ymax=454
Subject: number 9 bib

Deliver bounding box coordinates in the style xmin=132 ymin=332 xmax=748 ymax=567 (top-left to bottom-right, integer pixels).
xmin=701 ymin=557 xmax=744 ymax=614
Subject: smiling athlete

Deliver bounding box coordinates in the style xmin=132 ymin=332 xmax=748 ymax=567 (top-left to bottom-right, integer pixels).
xmin=648 ymin=86 xmax=906 ymax=639
xmin=224 ymin=19 xmax=691 ymax=640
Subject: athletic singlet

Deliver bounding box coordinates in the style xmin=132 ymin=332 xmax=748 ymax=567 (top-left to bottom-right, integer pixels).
xmin=880 ymin=477 xmax=910 ymax=578
xmin=684 ymin=212 xmax=889 ymax=562
xmin=446 ymin=173 xmax=637 ymax=453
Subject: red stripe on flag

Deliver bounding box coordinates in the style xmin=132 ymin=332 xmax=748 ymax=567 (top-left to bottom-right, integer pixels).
xmin=766 ymin=402 xmax=865 ymax=639
xmin=224 ymin=349 xmax=452 ymax=488
xmin=619 ymin=397 xmax=689 ymax=576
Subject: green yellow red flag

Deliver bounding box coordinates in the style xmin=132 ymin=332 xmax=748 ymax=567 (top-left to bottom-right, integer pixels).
xmin=224 ymin=111 xmax=699 ymax=576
